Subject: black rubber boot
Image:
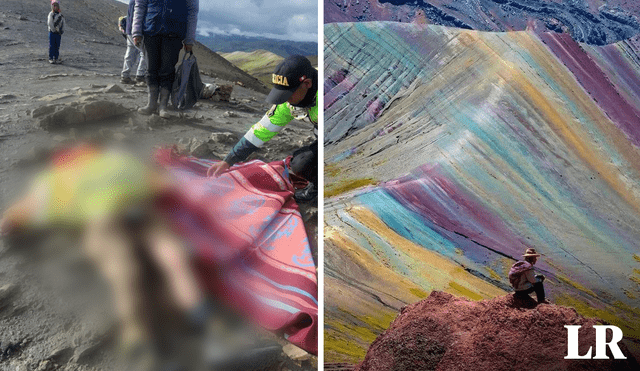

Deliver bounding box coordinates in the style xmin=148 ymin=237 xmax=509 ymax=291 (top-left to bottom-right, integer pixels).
xmin=138 ymin=85 xmax=159 ymax=115
xmin=158 ymin=87 xmax=171 ymax=118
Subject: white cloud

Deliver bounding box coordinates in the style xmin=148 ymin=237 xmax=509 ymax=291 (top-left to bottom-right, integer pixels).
xmin=117 ymin=0 xmax=317 ymax=42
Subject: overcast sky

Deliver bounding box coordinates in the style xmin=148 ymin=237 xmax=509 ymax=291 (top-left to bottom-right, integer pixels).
xmin=116 ymin=0 xmax=318 ymax=42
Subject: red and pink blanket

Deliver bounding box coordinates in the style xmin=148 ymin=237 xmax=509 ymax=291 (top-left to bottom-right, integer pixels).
xmin=154 ymin=149 xmax=318 ymax=354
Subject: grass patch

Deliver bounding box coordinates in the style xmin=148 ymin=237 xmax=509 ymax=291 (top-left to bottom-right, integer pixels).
xmin=633 ymin=254 xmax=640 ymax=263
xmin=486 ymin=267 xmax=502 ymax=281
xmin=325 ymin=178 xmax=377 ymax=198
xmin=410 ymin=287 xmax=429 ymax=299
xmin=554 ymin=273 xmax=598 ymax=297
xmin=325 ymin=311 xmax=397 ymax=363
xmin=324 ymin=330 xmax=368 ymax=363
xmin=448 ymin=281 xmax=483 ymax=301
xmin=325 ymin=163 xmax=341 ymax=177
xmin=554 ymin=294 xmax=640 ymax=339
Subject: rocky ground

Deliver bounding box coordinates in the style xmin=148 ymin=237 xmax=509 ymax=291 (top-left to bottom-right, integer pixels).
xmin=355 ymin=292 xmax=640 ymax=371
xmin=0 ymin=1 xmax=317 ymax=370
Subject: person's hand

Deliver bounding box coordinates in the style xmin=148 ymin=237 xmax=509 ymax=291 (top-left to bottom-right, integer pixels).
xmin=184 ymin=44 xmax=193 ymax=53
xmin=207 ymin=161 xmax=230 ymax=177
xmin=133 ymin=36 xmax=142 ymax=47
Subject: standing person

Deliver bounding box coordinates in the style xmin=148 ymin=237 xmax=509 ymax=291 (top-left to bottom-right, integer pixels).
xmin=119 ymin=0 xmax=147 ymax=85
xmin=509 ymin=248 xmax=549 ymax=304
xmin=207 ymin=55 xmax=319 ymax=203
xmin=47 ymin=0 xmax=64 ymax=64
xmin=132 ymin=0 xmax=199 ymax=118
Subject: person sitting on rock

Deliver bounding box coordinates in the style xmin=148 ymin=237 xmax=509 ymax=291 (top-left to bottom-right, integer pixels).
xmin=509 ymin=248 xmax=549 ymax=304
xmin=207 ymin=55 xmax=318 ymax=204
xmin=47 ymin=0 xmax=65 ymax=64
xmin=119 ymin=0 xmax=147 ymax=85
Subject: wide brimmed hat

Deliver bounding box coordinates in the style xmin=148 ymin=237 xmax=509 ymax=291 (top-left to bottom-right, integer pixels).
xmin=523 ymin=248 xmax=541 ymax=257
xmin=266 ymin=55 xmax=314 ymax=105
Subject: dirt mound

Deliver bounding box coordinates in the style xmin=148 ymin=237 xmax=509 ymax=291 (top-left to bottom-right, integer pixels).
xmin=355 ymin=292 xmax=638 ymax=371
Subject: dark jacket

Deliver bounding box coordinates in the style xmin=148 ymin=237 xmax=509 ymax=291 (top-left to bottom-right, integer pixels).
xmin=125 ymin=0 xmax=135 ymax=36
xmin=132 ymin=0 xmax=199 ymax=45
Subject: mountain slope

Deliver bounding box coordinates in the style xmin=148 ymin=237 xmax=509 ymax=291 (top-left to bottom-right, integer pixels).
xmin=357 ymin=292 xmax=638 ymax=371
xmin=198 ymin=33 xmax=318 ymax=57
xmin=324 ymin=0 xmax=640 ymax=45
xmin=221 ymin=50 xmax=284 ymax=87
xmin=324 ymin=21 xmax=640 ymax=363
xmin=1 ymin=0 xmax=267 ymax=93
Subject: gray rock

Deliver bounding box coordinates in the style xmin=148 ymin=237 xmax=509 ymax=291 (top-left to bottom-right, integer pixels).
xmin=147 ymin=114 xmax=165 ymax=127
xmin=298 ymin=135 xmax=315 ymax=147
xmin=71 ymin=339 xmax=103 ymax=364
xmin=103 ymin=84 xmax=125 ymax=94
xmin=210 ymin=132 xmax=238 ymax=144
xmin=75 ymin=90 xmax=96 ymax=97
xmin=31 ymin=105 xmax=57 ymax=118
xmin=223 ymin=111 xmax=239 ymax=118
xmin=0 ymin=283 xmax=17 ymax=301
xmin=49 ymin=345 xmax=73 ymax=364
xmin=283 ymin=343 xmax=311 ymax=361
xmin=38 ymin=106 xmax=85 ymax=130
xmin=190 ymin=140 xmax=212 ymax=158
xmin=113 ymin=132 xmax=127 ymax=141
xmin=176 ymin=138 xmax=191 ymax=154
xmin=81 ymin=101 xmax=128 ymax=122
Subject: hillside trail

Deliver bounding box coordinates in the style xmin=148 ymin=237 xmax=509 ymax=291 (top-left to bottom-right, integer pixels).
xmin=0 ymin=4 xmax=317 ymax=371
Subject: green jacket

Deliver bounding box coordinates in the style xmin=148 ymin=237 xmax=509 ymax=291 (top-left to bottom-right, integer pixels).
xmin=224 ymin=93 xmax=317 ymax=165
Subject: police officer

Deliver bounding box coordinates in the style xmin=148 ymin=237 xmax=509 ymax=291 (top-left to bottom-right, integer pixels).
xmin=207 ymin=55 xmax=318 ymax=203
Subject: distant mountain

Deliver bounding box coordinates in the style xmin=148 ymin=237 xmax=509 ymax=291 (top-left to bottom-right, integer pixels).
xmin=221 ymin=50 xmax=284 ymax=87
xmin=325 ymin=0 xmax=640 ymax=45
xmin=221 ymin=50 xmax=318 ymax=88
xmin=197 ymin=33 xmax=318 ymax=57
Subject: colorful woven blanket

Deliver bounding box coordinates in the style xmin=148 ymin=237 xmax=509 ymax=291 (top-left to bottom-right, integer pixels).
xmin=154 ymin=148 xmax=318 ymax=354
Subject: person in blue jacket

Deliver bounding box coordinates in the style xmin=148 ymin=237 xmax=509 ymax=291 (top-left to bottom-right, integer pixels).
xmin=131 ymin=0 xmax=199 ymax=118
xmin=47 ymin=0 xmax=65 ymax=64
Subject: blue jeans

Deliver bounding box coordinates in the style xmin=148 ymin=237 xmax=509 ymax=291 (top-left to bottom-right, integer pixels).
xmin=143 ymin=34 xmax=183 ymax=89
xmin=49 ymin=31 xmax=61 ymax=60
xmin=122 ymin=35 xmax=147 ymax=78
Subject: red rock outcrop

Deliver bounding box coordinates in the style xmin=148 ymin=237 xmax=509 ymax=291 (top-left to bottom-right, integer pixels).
xmin=355 ymin=292 xmax=638 ymax=371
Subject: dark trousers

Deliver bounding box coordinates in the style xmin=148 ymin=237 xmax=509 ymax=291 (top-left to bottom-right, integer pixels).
xmin=515 ymin=282 xmax=545 ymax=302
xmin=290 ymin=140 xmax=318 ymax=185
xmin=143 ymin=34 xmax=183 ymax=89
xmin=49 ymin=32 xmax=61 ymax=60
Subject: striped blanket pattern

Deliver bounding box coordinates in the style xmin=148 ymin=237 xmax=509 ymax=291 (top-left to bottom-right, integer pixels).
xmin=154 ymin=149 xmax=318 ymax=354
